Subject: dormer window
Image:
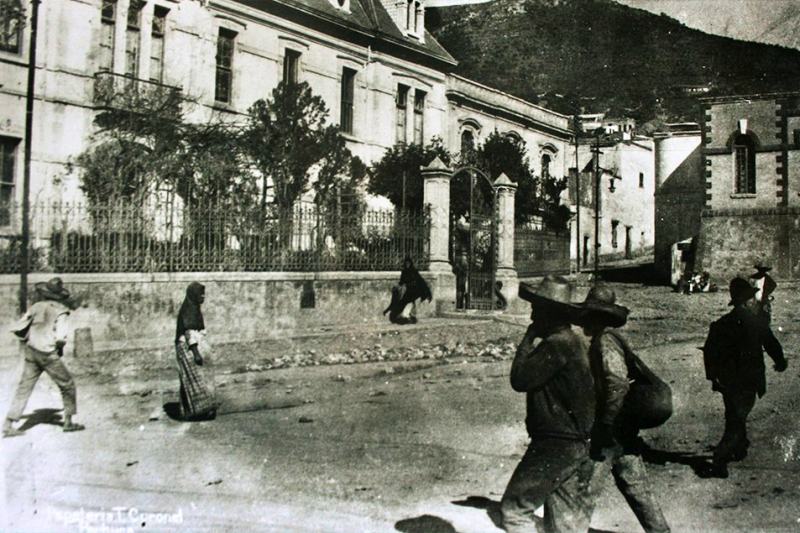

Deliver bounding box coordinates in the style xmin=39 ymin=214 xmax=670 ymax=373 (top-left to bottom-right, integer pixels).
xmin=403 ymin=0 xmax=424 ymax=38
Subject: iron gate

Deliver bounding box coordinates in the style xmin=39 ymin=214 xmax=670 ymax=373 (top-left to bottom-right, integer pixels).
xmin=450 ymin=167 xmax=497 ymax=310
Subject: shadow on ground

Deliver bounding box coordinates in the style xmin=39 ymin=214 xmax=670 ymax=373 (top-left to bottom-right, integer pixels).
xmin=18 ymin=408 xmax=64 ymax=431
xmin=395 ymin=514 xmax=458 ymax=533
xmin=595 ymin=263 xmax=662 ymax=286
xmin=641 ymin=446 xmax=714 ymax=478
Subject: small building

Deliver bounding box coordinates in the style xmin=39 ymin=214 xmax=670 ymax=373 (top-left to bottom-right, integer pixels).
xmin=567 ymin=134 xmax=656 ymax=270
xmin=653 ymin=122 xmax=703 ymax=284
xmin=695 ymin=92 xmax=800 ymax=280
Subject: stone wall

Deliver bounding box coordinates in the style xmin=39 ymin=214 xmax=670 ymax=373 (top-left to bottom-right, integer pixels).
xmin=696 ymin=207 xmax=800 ymax=282
xmin=0 ymin=271 xmax=454 ymax=359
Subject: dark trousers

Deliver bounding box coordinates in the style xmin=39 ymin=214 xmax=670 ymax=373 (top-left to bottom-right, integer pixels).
xmin=501 ymin=438 xmax=595 ymax=533
xmin=6 ymin=344 xmax=77 ymax=421
xmin=713 ymin=389 xmax=757 ymax=465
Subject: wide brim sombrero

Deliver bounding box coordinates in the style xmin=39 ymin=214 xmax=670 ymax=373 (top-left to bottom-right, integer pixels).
xmin=579 ymin=300 xmax=630 ymax=328
xmin=34 ymin=278 xmax=71 ymax=302
xmin=519 ymin=276 xmax=581 ymax=314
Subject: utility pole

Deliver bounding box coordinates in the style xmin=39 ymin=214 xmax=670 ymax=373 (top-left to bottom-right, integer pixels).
xmin=591 ymin=133 xmax=602 ymax=279
xmin=573 ymin=115 xmax=581 ymax=272
xmin=20 ymin=0 xmax=41 ymax=314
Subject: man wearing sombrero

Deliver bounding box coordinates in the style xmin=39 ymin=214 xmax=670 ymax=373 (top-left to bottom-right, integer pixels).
xmin=500 ymin=275 xmax=596 ymax=533
xmin=578 ymin=284 xmax=671 ymax=533
xmin=702 ymin=277 xmax=786 ymax=478
xmin=3 ymin=277 xmax=85 ymax=437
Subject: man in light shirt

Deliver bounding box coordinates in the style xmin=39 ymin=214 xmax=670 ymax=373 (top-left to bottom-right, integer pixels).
xmin=3 ymin=278 xmax=84 ymax=437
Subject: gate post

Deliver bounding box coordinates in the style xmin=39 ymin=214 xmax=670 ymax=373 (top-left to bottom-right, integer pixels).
xmin=421 ymin=156 xmax=452 ymax=272
xmin=494 ymin=173 xmax=519 ymax=308
xmin=421 ymin=157 xmax=456 ymax=313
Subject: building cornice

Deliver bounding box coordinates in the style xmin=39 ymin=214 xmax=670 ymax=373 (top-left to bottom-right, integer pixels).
xmin=446 ymin=91 xmax=573 ymax=141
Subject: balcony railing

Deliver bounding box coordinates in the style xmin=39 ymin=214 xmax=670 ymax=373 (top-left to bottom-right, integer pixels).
xmin=93 ymin=71 xmax=183 ymax=115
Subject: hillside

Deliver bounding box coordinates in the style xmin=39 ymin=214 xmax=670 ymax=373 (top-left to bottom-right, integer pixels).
xmin=618 ymin=0 xmax=800 ymax=52
xmin=429 ymin=0 xmax=800 ymax=122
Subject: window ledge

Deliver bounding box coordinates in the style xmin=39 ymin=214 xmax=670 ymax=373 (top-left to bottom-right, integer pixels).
xmin=211 ymin=101 xmax=239 ymax=114
xmin=341 ymin=132 xmax=361 ymax=143
xmin=730 ymin=193 xmax=757 ymax=199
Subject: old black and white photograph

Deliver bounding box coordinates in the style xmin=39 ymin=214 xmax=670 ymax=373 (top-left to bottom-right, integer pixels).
xmin=1 ymin=0 xmax=799 ymax=531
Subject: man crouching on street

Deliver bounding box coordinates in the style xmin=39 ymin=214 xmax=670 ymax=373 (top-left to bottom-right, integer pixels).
xmin=501 ymin=275 xmax=596 ymax=533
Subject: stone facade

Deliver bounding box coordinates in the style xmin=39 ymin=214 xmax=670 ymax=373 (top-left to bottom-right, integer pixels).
xmin=0 ymin=0 xmax=456 ymax=220
xmin=696 ymin=93 xmax=800 ymax=280
xmin=445 ymin=75 xmax=572 ymax=178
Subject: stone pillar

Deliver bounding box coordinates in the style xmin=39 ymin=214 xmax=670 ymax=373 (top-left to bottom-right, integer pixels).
xmin=421 ymin=156 xmax=452 ymax=272
xmin=494 ymin=173 xmax=519 ymax=310
xmin=421 ymin=157 xmax=455 ymax=313
xmin=494 ymin=173 xmax=517 ymax=273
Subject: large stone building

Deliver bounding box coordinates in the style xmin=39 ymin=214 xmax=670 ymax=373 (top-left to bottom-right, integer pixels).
xmin=0 ymin=0 xmax=571 ymax=228
xmin=695 ymin=93 xmax=800 ymax=280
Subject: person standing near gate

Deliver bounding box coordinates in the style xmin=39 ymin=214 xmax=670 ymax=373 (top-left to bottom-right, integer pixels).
xmin=702 ymin=277 xmax=787 ymax=478
xmin=3 ymin=278 xmax=84 ymax=437
xmin=501 ymin=276 xmax=596 ymax=533
xmin=578 ymin=284 xmax=671 ymax=533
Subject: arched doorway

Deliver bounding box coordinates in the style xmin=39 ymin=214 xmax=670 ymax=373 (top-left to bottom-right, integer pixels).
xmin=450 ymin=166 xmax=497 ymax=310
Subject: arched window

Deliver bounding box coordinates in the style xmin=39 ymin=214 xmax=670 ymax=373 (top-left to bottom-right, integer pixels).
xmin=733 ymin=133 xmax=756 ymax=194
xmin=504 ymin=131 xmax=522 ymax=144
xmin=460 ymin=130 xmax=475 ymax=155
xmin=541 ymin=153 xmax=552 ymax=179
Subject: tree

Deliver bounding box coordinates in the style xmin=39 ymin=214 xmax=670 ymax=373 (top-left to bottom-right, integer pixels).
xmin=243 ymin=81 xmax=353 ymax=212
xmin=472 ymin=131 xmax=540 ymax=225
xmin=368 ymin=138 xmax=452 ymax=212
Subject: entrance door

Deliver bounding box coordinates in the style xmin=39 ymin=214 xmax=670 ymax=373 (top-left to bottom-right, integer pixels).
xmin=450 ymin=167 xmax=497 ymax=310
xmin=625 ymin=226 xmax=632 ymax=259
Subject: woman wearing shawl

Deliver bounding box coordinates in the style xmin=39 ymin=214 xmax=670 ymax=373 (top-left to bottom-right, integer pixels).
xmin=383 ymin=256 xmax=432 ymax=324
xmin=175 ymin=282 xmax=218 ymax=420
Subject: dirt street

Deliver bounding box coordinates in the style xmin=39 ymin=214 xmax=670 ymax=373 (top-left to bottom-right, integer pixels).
xmin=1 ymin=283 xmax=799 ymax=533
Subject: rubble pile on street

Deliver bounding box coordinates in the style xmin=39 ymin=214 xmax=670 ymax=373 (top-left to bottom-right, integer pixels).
xmin=257 ymin=339 xmax=519 ymax=370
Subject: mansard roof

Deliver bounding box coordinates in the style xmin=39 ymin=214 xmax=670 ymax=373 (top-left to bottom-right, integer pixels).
xmin=231 ymin=0 xmax=457 ymax=68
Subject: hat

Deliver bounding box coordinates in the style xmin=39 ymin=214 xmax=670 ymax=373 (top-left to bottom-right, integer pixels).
xmin=753 ymin=260 xmax=772 ymax=272
xmin=579 ymin=284 xmax=630 ymax=328
xmin=728 ymin=277 xmax=757 ymax=306
xmin=519 ymin=275 xmax=579 ymax=313
xmin=34 ymin=277 xmax=71 ymax=302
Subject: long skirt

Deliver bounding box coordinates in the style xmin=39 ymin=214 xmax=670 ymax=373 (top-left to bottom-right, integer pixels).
xmin=175 ymin=340 xmax=217 ymax=419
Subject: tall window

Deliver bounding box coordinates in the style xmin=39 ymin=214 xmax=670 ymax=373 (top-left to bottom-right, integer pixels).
xmin=460 ymin=130 xmax=475 ymax=155
xmin=395 ymin=84 xmax=409 ymax=143
xmin=125 ymin=1 xmax=144 ymax=77
xmin=611 ymin=220 xmax=619 ymax=249
xmin=99 ymin=0 xmax=116 ymax=71
xmin=340 ymin=68 xmax=356 ymax=135
xmin=0 ymin=137 xmax=18 ymax=226
xmin=149 ymin=6 xmax=168 ymax=83
xmin=0 ymin=0 xmax=23 ymax=54
xmin=215 ymin=28 xmax=236 ymax=104
xmin=405 ymin=0 xmax=413 ymax=30
xmin=414 ymin=1 xmax=421 ymax=33
xmin=733 ymin=133 xmax=756 ymax=194
xmin=283 ymin=49 xmax=301 ymax=85
xmin=413 ymin=89 xmax=425 ymax=145
xmin=541 ymin=153 xmax=552 ymax=179
xmin=639 ymin=171 xmax=644 ymax=188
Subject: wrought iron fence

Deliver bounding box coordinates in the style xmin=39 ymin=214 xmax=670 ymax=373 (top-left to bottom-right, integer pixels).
xmin=0 ymin=201 xmax=430 ymax=274
xmin=514 ymin=226 xmax=570 ymax=277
